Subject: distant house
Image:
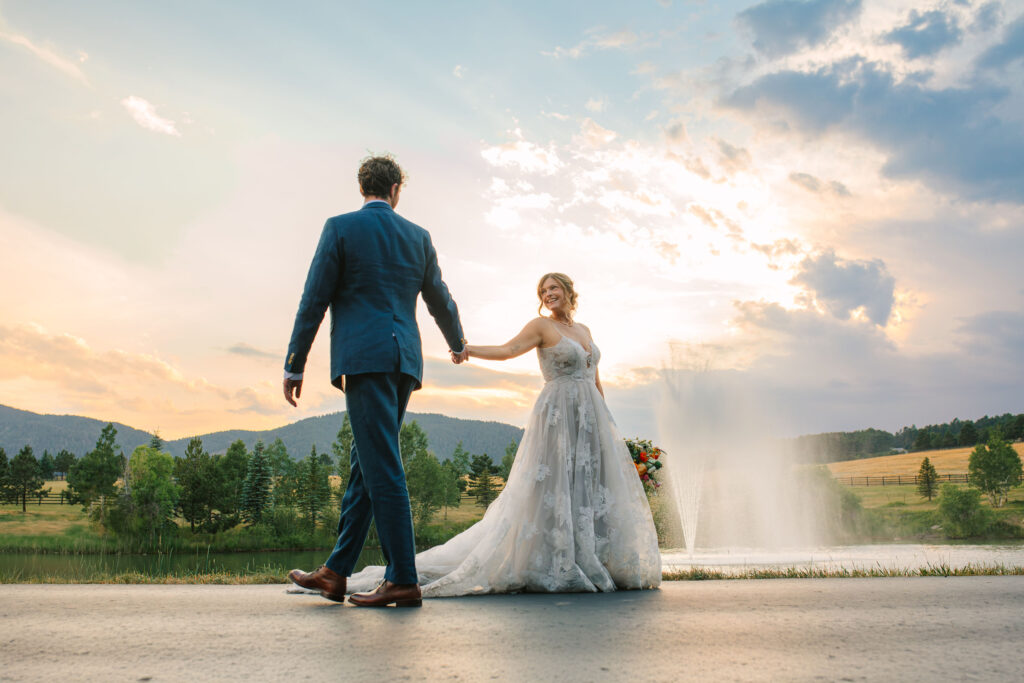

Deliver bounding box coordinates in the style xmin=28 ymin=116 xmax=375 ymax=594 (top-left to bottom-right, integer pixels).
xmin=890 ymin=447 xmax=908 ymax=455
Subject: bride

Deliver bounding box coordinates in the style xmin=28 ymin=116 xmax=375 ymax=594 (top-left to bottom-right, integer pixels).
xmin=340 ymin=272 xmax=661 ymax=596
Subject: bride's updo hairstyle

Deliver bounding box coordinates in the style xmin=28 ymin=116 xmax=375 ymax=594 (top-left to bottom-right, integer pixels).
xmin=536 ymin=272 xmax=579 ymax=317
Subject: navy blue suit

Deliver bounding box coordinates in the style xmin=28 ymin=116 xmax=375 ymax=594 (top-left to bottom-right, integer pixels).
xmin=284 ymin=201 xmax=464 ymax=583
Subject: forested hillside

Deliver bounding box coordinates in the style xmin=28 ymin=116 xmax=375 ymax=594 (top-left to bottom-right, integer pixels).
xmin=0 ymin=405 xmax=523 ymax=462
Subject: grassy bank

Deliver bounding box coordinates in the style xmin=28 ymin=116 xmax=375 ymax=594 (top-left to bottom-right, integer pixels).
xmin=841 ymin=483 xmax=1024 ymax=541
xmin=4 ymin=563 xmax=1023 ymax=584
xmin=0 ymin=481 xmax=485 ymax=554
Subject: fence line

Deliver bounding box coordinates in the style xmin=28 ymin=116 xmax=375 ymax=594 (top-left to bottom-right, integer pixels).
xmin=836 ymin=473 xmax=969 ymax=487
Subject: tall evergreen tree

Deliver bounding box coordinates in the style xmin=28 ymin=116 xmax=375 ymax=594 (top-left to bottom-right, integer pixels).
xmin=67 ymin=423 xmax=122 ymax=523
xmin=241 ymin=440 xmax=273 ymax=524
xmin=38 ymin=450 xmax=55 ymax=480
xmin=917 ymin=457 xmax=939 ymax=501
xmin=332 ymin=414 xmax=354 ymax=494
xmin=297 ymin=447 xmax=331 ymax=530
xmin=175 ymin=437 xmax=215 ymax=532
xmin=9 ymin=446 xmax=47 ymax=512
xmin=0 ymin=447 xmax=11 ymax=503
xmin=265 ymin=438 xmax=294 ymax=507
xmin=149 ymin=432 xmax=165 ymax=451
xmin=958 ymin=422 xmax=979 ymax=447
xmin=54 ymin=449 xmax=76 ymax=479
xmin=216 ymin=440 xmax=250 ymax=521
xmin=467 ymin=453 xmax=498 ymax=508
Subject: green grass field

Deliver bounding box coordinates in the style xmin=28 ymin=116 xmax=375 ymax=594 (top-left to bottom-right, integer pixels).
xmin=0 ymin=480 xmax=489 ymax=553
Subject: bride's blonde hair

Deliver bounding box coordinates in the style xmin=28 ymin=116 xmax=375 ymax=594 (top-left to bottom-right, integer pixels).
xmin=536 ymin=272 xmax=579 ymax=317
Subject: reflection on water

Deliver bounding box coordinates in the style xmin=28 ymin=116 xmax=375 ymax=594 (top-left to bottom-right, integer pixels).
xmin=0 ymin=547 xmax=386 ymax=581
xmin=660 ymin=542 xmax=1024 ymax=574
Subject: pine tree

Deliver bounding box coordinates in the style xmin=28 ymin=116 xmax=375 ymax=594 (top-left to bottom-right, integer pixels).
xmin=216 ymin=440 xmax=250 ymax=521
xmin=54 ymin=449 xmax=76 ymax=479
xmin=67 ymin=424 xmax=121 ymax=523
xmin=297 ymin=447 xmax=331 ymax=529
xmin=175 ymin=437 xmax=215 ymax=532
xmin=9 ymin=446 xmax=47 ymax=511
xmin=332 ymin=414 xmax=354 ymax=495
xmin=467 ymin=453 xmax=498 ymax=508
xmin=0 ymin=447 xmax=11 ymax=503
xmin=241 ymin=440 xmax=273 ymax=524
xmin=917 ymin=457 xmax=939 ymax=501
xmin=38 ymin=450 xmax=55 ymax=480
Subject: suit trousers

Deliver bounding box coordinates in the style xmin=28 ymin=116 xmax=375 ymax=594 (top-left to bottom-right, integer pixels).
xmin=324 ymin=370 xmax=418 ymax=584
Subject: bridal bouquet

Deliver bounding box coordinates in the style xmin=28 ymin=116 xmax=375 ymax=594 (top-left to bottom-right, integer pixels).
xmin=624 ymin=438 xmax=664 ymax=495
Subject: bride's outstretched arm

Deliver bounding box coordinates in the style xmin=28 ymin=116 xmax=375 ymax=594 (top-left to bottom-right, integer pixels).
xmin=464 ymin=318 xmax=547 ymax=361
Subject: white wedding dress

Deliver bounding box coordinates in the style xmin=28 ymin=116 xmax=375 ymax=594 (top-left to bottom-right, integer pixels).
xmin=346 ymin=334 xmax=662 ymax=596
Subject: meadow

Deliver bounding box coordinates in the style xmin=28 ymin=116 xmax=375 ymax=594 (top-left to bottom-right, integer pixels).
xmin=827 ymin=443 xmax=1024 ymax=478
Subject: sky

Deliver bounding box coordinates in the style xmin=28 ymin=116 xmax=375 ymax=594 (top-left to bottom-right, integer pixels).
xmin=1 ymin=0 xmax=1022 ymax=443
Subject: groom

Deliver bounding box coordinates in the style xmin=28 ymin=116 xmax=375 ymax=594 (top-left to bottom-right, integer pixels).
xmin=282 ymin=155 xmax=467 ymax=607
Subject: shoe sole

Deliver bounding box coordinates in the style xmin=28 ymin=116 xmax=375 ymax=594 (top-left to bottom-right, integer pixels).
xmin=320 ymin=591 xmax=347 ymax=603
xmin=349 ymin=598 xmax=422 ymax=608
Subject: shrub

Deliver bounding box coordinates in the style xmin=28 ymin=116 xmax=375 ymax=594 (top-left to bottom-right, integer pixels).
xmin=938 ymin=485 xmax=992 ymax=538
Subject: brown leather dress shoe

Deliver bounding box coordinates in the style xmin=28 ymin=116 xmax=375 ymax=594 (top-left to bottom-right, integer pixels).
xmin=348 ymin=580 xmax=422 ymax=608
xmin=287 ymin=566 xmax=347 ymax=602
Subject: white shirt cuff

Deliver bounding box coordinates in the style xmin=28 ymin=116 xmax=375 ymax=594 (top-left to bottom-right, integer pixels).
xmin=284 ymin=370 xmax=304 ymax=380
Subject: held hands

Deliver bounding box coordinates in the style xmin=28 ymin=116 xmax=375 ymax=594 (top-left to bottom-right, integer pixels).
xmin=283 ymin=378 xmax=303 ymax=406
xmin=451 ymin=347 xmax=470 ymax=365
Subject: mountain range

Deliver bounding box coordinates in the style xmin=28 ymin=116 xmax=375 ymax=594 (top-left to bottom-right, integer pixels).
xmin=0 ymin=404 xmax=523 ymax=463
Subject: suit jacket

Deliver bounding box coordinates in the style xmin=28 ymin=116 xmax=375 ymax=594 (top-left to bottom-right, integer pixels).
xmin=284 ymin=202 xmax=464 ymax=390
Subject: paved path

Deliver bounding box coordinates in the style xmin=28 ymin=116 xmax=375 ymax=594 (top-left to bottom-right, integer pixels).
xmin=2 ymin=577 xmax=1023 ymax=681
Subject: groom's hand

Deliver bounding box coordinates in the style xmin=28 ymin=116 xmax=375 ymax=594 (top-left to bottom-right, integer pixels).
xmin=451 ymin=348 xmax=469 ymax=364
xmin=283 ymin=378 xmax=303 ymax=406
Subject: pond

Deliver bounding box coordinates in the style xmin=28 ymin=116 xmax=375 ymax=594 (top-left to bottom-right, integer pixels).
xmin=660 ymin=542 xmax=1024 ymax=574
xmin=5 ymin=542 xmax=1024 ymax=581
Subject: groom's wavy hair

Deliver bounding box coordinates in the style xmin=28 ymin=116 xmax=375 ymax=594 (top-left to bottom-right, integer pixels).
xmin=536 ymin=272 xmax=579 ymax=317
xmin=358 ymin=154 xmax=406 ymax=198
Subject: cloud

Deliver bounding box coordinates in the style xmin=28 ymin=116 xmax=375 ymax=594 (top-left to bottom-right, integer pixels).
xmin=697 ymin=296 xmax=1024 ymax=435
xmin=788 ymin=171 xmax=850 ymax=196
xmin=227 ymin=343 xmax=278 ymax=360
xmin=976 ymin=14 xmax=1024 ymax=70
xmin=971 ymin=2 xmax=1004 ymax=34
xmin=0 ymin=322 xmax=292 ymax=435
xmin=453 ymin=64 xmax=465 ymax=79
xmin=790 ymin=249 xmax=895 ymax=325
xmin=882 ymin=9 xmax=963 ymax=59
xmin=716 ymin=139 xmax=751 ymax=174
xmin=735 ymin=0 xmax=863 ymax=58
xmin=585 ymin=97 xmax=607 ymax=113
xmin=0 ymin=27 xmax=90 ymax=85
xmin=544 ymin=28 xmax=641 ymax=59
xmin=120 ymin=96 xmax=182 ymax=136
xmin=578 ymin=118 xmax=617 ymax=146
xmin=723 ymin=58 xmax=1024 ymax=203
xmin=957 ymin=310 xmax=1024 ymax=357
xmin=480 ymin=130 xmax=562 ymax=174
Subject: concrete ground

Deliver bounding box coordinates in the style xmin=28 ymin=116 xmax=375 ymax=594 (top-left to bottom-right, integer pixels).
xmin=2 ymin=577 xmax=1022 ymax=682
